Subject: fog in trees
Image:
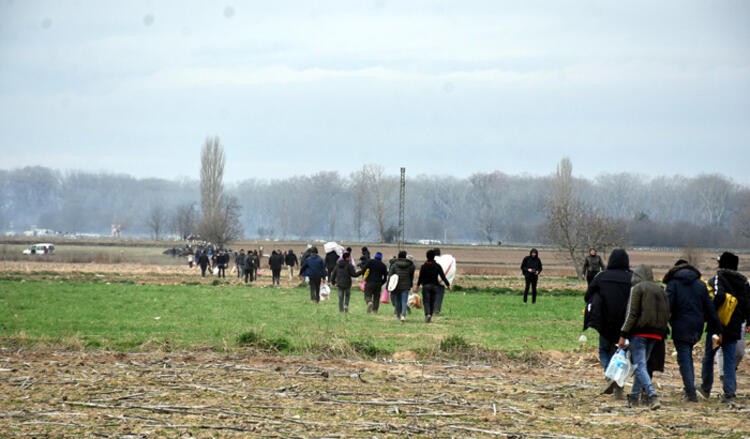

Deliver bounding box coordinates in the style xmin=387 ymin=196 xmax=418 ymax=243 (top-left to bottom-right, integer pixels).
xmin=1 ymin=162 xmax=749 ymax=249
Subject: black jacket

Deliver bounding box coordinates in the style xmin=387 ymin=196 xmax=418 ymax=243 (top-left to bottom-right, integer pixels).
xmin=285 ymin=251 xmax=298 ymax=266
xmin=706 ymin=268 xmax=750 ymax=342
xmin=583 ymin=249 xmax=631 ymax=342
xmin=417 ymin=260 xmax=450 ymax=288
xmin=663 ymin=264 xmax=721 ymax=344
xmin=521 ymin=249 xmax=542 ymax=277
xmin=325 ymin=251 xmax=340 ymax=274
xmin=330 ymin=260 xmax=361 ymax=289
xmin=363 ymin=258 xmax=388 ymax=285
xmin=268 ymin=252 xmax=284 ymax=271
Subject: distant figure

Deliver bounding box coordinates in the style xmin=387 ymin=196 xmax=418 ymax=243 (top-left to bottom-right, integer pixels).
xmin=330 ymin=252 xmax=362 ymax=312
xmin=249 ymin=250 xmax=260 ymax=280
xmin=415 ymin=249 xmax=450 ymax=323
xmin=300 ymin=246 xmax=327 ymax=303
xmin=432 ymin=247 xmax=447 ymax=314
xmin=520 ymin=248 xmax=543 ymax=304
xmin=359 ymin=246 xmax=371 ymax=270
xmin=268 ymin=250 xmax=285 ymax=286
xmin=388 ymin=250 xmax=415 ymax=322
xmin=216 ymin=249 xmax=229 ymax=278
xmin=285 ymin=249 xmax=298 ymax=280
xmin=198 ymin=250 xmax=210 ymax=278
xmin=582 ymin=248 xmax=605 ymax=285
xmin=362 ymin=252 xmax=389 ymax=314
xmin=325 ymin=248 xmax=339 ymax=282
xmin=235 ymin=249 xmax=245 ymax=278
xmin=243 ymin=251 xmax=255 ymax=283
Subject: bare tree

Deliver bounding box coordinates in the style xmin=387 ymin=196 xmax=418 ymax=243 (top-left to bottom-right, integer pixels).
xmin=362 ymin=164 xmax=389 ymax=242
xmin=468 ymin=172 xmax=505 ymax=244
xmin=731 ymin=189 xmax=750 ymax=239
xmin=146 ymin=203 xmax=168 ymax=240
xmin=545 ymin=157 xmax=625 ymax=274
xmin=351 ymin=168 xmax=368 ymax=241
xmin=197 ymin=137 xmax=242 ymax=246
xmin=172 ymin=202 xmax=198 ymax=239
xmin=690 ymin=174 xmax=736 ymax=227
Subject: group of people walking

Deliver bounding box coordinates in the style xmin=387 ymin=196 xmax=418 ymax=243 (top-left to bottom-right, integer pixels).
xmin=583 ymin=248 xmax=750 ymax=408
xmin=298 ymin=246 xmax=451 ymax=322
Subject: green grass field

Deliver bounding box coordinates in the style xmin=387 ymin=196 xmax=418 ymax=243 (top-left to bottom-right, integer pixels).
xmin=0 ymin=280 xmax=587 ymax=355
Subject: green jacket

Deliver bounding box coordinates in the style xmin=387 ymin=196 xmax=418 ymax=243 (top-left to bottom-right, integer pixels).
xmin=621 ymin=265 xmax=670 ymax=338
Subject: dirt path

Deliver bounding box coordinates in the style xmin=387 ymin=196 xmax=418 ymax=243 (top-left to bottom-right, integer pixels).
xmin=1 ymin=349 xmax=748 ymax=438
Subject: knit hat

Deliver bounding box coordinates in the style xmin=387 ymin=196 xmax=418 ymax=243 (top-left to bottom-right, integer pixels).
xmin=718 ymin=251 xmax=739 ymax=271
xmin=374 ymin=252 xmax=382 ymax=259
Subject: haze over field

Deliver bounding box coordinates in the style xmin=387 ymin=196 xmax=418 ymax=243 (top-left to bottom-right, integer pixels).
xmin=1 ymin=1 xmax=749 ymax=183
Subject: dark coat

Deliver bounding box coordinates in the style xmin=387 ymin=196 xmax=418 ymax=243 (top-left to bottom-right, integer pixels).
xmin=583 ymin=249 xmax=631 ymax=342
xmin=325 ymin=251 xmax=340 ymax=274
xmin=417 ymin=260 xmax=450 ymax=288
xmin=521 ymin=249 xmax=542 ymax=277
xmin=300 ymin=253 xmax=327 ymax=280
xmin=663 ymin=264 xmax=721 ymax=344
xmin=364 ymin=258 xmax=388 ymax=285
xmin=268 ymin=252 xmax=285 ymax=271
xmin=706 ymin=268 xmax=750 ymax=342
xmin=285 ymin=251 xmax=298 ymax=267
xmin=582 ymin=254 xmax=605 ymax=276
xmin=330 ymin=259 xmax=361 ymax=289
xmin=389 ymin=258 xmax=415 ymax=291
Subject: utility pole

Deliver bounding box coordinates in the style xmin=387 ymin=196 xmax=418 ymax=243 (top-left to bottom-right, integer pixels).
xmin=399 ymin=167 xmax=405 ymax=251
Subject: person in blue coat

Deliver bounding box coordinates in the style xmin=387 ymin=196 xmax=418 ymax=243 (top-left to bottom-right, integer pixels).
xmin=299 ymin=246 xmax=328 ymax=303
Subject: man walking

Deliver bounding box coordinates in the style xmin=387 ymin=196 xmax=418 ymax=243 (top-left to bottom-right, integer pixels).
xmin=583 ymin=248 xmax=632 ymax=399
xmin=700 ymin=251 xmax=750 ymax=405
xmin=618 ymin=265 xmax=670 ymax=409
xmin=285 ymin=249 xmax=298 ymax=280
xmin=415 ymin=249 xmax=451 ymax=323
xmin=300 ymin=246 xmax=327 ymax=303
xmin=663 ymin=259 xmax=721 ymax=402
xmin=363 ymin=252 xmax=388 ymax=314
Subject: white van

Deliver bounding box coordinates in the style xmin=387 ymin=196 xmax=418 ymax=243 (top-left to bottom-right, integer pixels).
xmin=22 ymin=243 xmax=55 ymax=255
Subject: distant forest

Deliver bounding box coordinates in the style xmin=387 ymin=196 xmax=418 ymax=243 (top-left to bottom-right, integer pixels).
xmin=2 ymin=165 xmax=749 ymax=249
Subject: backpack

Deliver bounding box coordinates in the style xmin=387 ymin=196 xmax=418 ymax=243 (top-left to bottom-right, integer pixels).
xmin=707 ymin=277 xmax=738 ymax=327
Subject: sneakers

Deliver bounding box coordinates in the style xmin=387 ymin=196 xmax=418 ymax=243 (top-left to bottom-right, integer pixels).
xmin=344 ymin=306 xmax=349 ymax=313
xmin=720 ymin=394 xmax=737 ymax=407
xmin=613 ymin=386 xmax=625 ymax=400
xmin=400 ymin=315 xmax=405 ymax=323
xmin=697 ymin=387 xmax=710 ymax=400
xmin=602 ymin=379 xmax=617 ymax=395
xmin=645 ymin=394 xmax=660 ymax=410
xmin=626 ymin=394 xmax=639 ymax=407
xmin=683 ymin=393 xmax=698 ymax=403
xmin=425 ymin=314 xmax=432 ymax=323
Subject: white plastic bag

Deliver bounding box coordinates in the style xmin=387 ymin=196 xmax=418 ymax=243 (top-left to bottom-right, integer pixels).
xmin=605 ymin=348 xmax=634 ymax=387
xmin=320 ymin=283 xmax=331 ymax=301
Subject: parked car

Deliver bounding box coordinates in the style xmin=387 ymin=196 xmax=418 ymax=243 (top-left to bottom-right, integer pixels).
xmin=22 ymin=243 xmax=55 ymax=255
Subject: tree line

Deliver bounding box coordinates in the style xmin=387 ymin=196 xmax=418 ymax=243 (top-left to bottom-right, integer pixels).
xmin=1 ymin=161 xmax=749 ymax=249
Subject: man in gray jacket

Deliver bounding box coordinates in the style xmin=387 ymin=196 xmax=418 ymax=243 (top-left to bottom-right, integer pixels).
xmin=618 ymin=265 xmax=670 ymax=409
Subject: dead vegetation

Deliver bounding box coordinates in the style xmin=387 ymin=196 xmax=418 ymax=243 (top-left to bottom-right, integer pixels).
xmin=1 ymin=349 xmax=748 ymax=438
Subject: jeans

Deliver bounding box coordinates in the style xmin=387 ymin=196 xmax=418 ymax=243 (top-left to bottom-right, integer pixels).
xmin=630 ymin=336 xmax=657 ymax=398
xmin=702 ymin=335 xmax=737 ymax=397
xmin=422 ymin=284 xmax=440 ymax=316
xmin=523 ymin=274 xmax=538 ymax=303
xmin=392 ymin=290 xmax=408 ymax=317
xmin=599 ymin=335 xmax=617 ymax=371
xmin=674 ymin=341 xmax=697 ymax=397
xmin=337 ymin=287 xmax=351 ymax=312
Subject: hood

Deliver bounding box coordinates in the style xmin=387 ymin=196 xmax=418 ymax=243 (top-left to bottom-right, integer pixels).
xmin=662 ymin=264 xmax=701 ymax=284
xmin=529 ymin=248 xmax=538 ymax=257
xmin=718 ymin=268 xmax=749 ymax=285
xmin=606 ymin=248 xmax=630 ymax=270
xmin=631 ymin=265 xmax=654 ymax=287
xmin=336 ymin=259 xmax=350 ymax=268
xmin=395 ymin=258 xmax=414 ymax=269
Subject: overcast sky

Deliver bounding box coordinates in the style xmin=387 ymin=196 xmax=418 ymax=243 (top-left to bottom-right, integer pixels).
xmin=1 ymin=1 xmax=749 ymax=185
